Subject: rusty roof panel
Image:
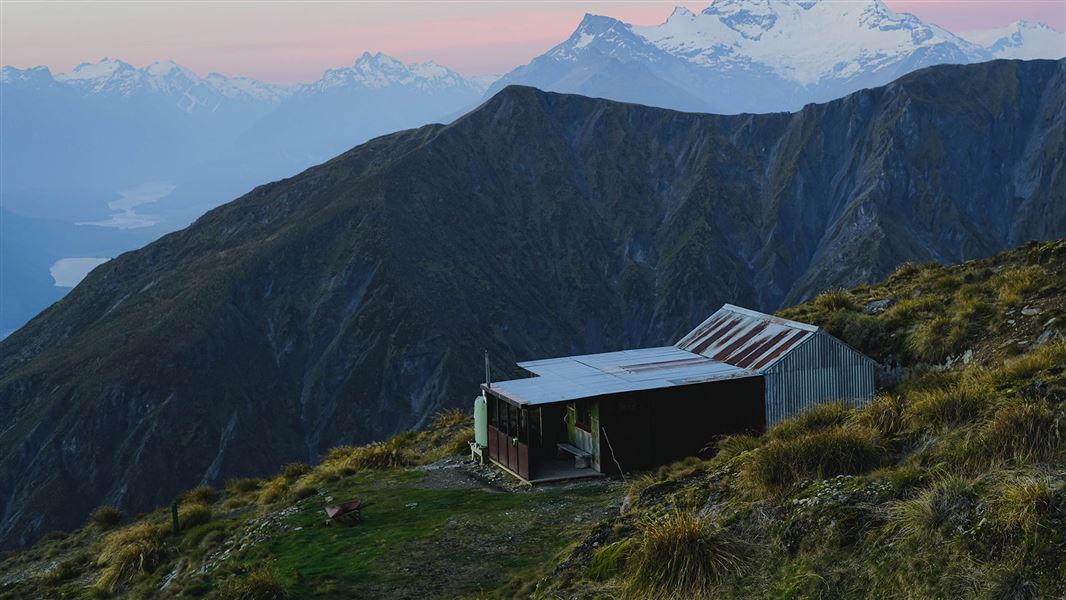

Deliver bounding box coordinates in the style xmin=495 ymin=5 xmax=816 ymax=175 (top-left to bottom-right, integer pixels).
xmin=676 ymin=304 xmax=817 ymax=372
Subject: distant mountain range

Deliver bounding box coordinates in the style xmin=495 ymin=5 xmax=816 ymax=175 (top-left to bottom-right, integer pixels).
xmin=1 ymin=58 xmax=1062 ymax=550
xmin=487 ymin=1 xmax=1065 ymax=113
xmin=0 ymin=52 xmax=489 ymax=336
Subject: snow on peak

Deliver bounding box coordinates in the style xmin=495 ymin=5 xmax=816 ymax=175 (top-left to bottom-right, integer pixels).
xmin=625 ymin=0 xmax=984 ymax=83
xmin=313 ymin=52 xmax=477 ymax=91
xmin=960 ymin=21 xmax=1065 ymax=60
xmin=669 ymin=6 xmax=695 ymax=20
xmin=59 ymin=57 xmax=136 ymax=81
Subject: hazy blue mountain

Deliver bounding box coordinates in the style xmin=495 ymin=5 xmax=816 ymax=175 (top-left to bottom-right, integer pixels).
xmin=487 ymin=0 xmax=1064 ymax=113
xmin=0 ymin=54 xmax=488 ymax=335
xmin=0 ymin=59 xmax=1062 ymax=549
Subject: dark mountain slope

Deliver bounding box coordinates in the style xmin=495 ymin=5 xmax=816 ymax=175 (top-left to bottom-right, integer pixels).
xmin=1 ymin=59 xmax=1063 ymax=549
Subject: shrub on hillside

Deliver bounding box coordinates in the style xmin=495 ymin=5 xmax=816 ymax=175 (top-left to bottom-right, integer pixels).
xmin=747 ymin=426 xmax=884 ymax=494
xmin=89 ymin=505 xmax=124 ymax=530
xmin=96 ymin=522 xmax=168 ymax=591
xmin=624 ymin=510 xmax=748 ymax=599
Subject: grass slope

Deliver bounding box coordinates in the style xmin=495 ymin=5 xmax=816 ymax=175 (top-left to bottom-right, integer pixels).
xmin=2 ymin=238 xmax=1065 ymax=599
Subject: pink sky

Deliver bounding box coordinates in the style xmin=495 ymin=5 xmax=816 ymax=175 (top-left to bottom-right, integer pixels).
xmin=2 ymin=1 xmax=1063 ymax=82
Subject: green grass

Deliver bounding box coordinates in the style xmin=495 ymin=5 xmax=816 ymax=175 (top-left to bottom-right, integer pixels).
xmin=238 ymin=470 xmax=619 ymax=599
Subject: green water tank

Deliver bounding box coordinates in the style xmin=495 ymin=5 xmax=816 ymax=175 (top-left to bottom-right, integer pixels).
xmin=473 ymin=393 xmax=488 ymax=448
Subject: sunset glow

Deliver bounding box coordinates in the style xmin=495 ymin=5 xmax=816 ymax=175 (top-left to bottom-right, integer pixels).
xmin=2 ymin=1 xmax=1064 ymax=81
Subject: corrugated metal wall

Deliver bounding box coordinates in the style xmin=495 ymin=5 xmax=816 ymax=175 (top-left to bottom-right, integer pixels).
xmin=764 ymin=332 xmax=875 ymax=425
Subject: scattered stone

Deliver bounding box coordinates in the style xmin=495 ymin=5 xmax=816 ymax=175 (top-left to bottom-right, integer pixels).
xmin=1008 ymin=319 xmax=1017 ymax=326
xmin=862 ymin=298 xmax=894 ymax=315
xmin=405 ymin=502 xmax=418 ymax=509
xmin=1021 ymin=306 xmax=1042 ymax=316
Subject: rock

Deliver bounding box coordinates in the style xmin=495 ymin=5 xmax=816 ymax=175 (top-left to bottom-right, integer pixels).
xmin=1021 ymin=306 xmax=1042 ymax=316
xmin=405 ymin=502 xmax=418 ymax=509
xmin=1036 ymin=328 xmax=1060 ymax=346
xmin=862 ymin=298 xmax=894 ymax=314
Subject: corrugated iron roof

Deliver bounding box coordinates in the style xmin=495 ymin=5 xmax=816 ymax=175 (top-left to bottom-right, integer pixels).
xmin=487 ymin=346 xmax=756 ymax=406
xmin=675 ymin=304 xmax=818 ymax=371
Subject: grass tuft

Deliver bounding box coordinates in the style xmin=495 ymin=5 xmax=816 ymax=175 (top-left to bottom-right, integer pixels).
xmin=814 ymin=289 xmax=858 ymax=312
xmin=96 ymin=522 xmax=168 ymax=591
xmin=978 ymin=401 xmax=1064 ymax=464
xmin=769 ymin=403 xmax=852 ymax=441
xmin=180 ymin=486 xmax=220 ymax=506
xmin=623 ymin=510 xmax=748 ymax=599
xmin=89 ymin=505 xmax=124 ymax=530
xmin=178 ymin=503 xmax=213 ymax=531
xmin=746 ymin=425 xmax=884 ymax=494
xmin=885 ymin=474 xmax=977 ymax=544
xmin=906 ymin=381 xmax=992 ymax=430
xmin=853 ymin=393 xmax=907 ymax=437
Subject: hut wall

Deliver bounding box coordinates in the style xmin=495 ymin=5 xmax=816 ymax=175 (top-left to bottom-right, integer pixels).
xmin=596 ymin=376 xmax=765 ymax=475
xmin=764 ymin=331 xmax=875 ymax=425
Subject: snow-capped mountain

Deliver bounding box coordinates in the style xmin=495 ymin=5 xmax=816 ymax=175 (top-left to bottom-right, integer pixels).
xmin=54 ymin=57 xmax=292 ymax=111
xmin=308 ymin=51 xmax=484 ymax=93
xmin=487 ymin=0 xmax=1057 ymax=114
xmin=961 ymin=21 xmax=1065 ymax=60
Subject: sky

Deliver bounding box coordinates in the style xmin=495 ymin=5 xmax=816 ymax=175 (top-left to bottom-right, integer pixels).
xmin=2 ymin=1 xmax=1064 ymax=82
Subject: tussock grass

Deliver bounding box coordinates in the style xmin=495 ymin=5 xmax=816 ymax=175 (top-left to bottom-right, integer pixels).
xmin=746 ymin=425 xmax=884 ymax=494
xmin=96 ymin=522 xmax=169 ymax=591
xmin=768 ymin=403 xmax=852 ymax=441
xmin=854 ymin=393 xmax=907 ymax=437
xmin=987 ymin=474 xmax=1055 ymax=538
xmin=178 ymin=503 xmax=213 ymax=531
xmin=905 ymin=316 xmax=967 ymax=363
xmin=257 ymin=477 xmax=290 ymax=505
xmin=978 ymin=401 xmax=1064 ymax=464
xmin=282 ymin=463 xmax=311 ymax=481
xmin=906 ymin=381 xmax=992 ymax=430
xmin=883 ymin=295 xmax=941 ymax=329
xmin=713 ymin=433 xmax=762 ymax=462
xmin=324 ymin=439 xmax=410 ymax=473
xmin=180 ymin=486 xmax=220 ymax=506
xmin=226 ymin=477 xmax=263 ymax=495
xmin=89 ymin=505 xmax=124 ymax=530
xmin=623 ymin=510 xmax=748 ymax=599
xmin=994 ymin=265 xmax=1044 ymax=305
xmin=994 ymin=341 xmax=1066 ymax=384
xmin=588 ymin=538 xmax=635 ymax=581
xmin=814 ymin=289 xmax=858 ymax=312
xmin=885 ymin=474 xmax=978 ymax=544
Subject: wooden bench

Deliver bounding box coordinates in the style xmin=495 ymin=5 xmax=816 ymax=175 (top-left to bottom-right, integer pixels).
xmin=557 ymin=442 xmax=592 ymax=469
